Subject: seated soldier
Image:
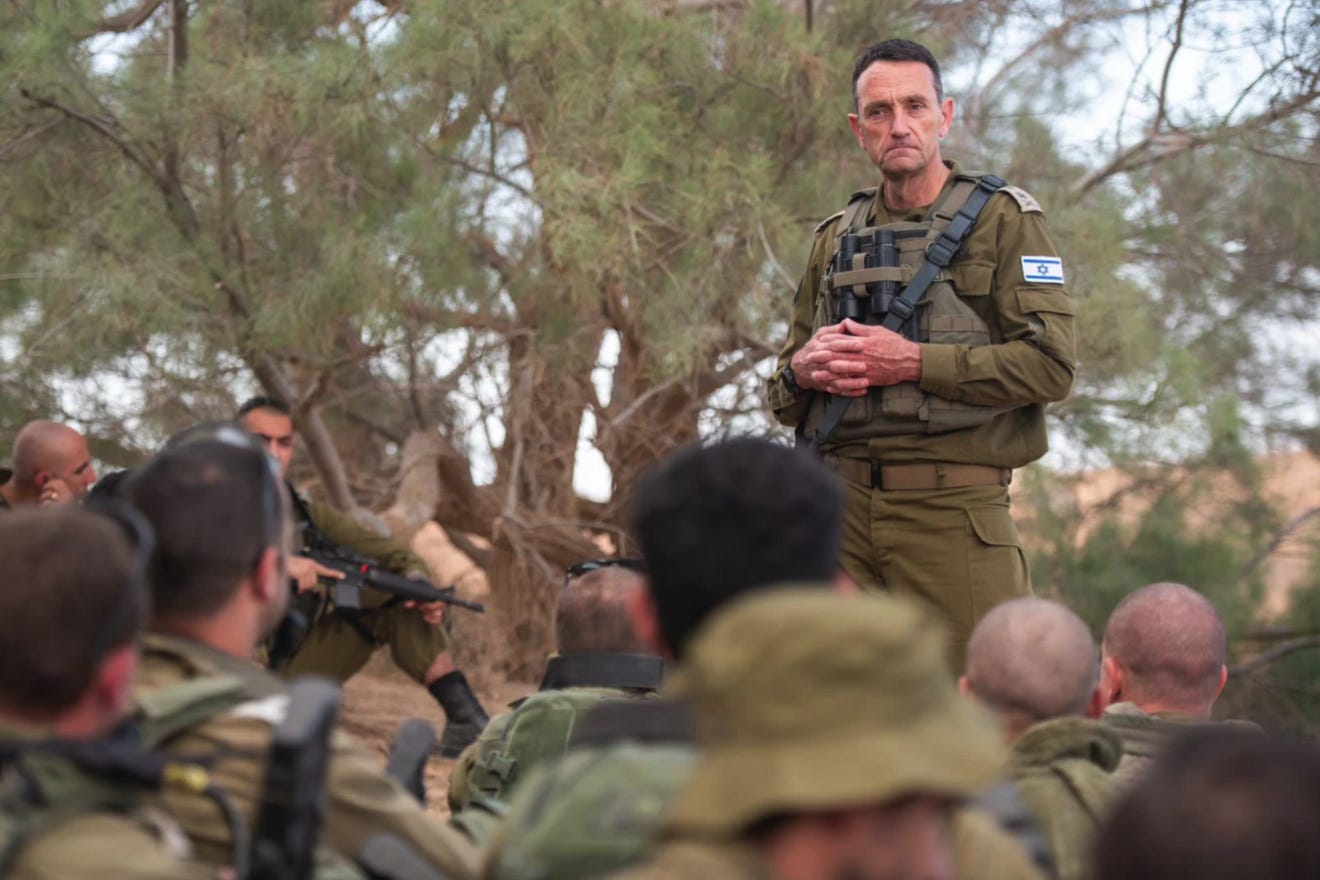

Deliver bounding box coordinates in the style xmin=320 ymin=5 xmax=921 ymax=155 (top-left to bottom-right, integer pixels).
xmin=238 ymin=396 xmax=487 ymax=757
xmin=0 ymin=419 xmax=97 ymax=509
xmin=1095 ymin=727 xmax=1319 ymax=880
xmin=122 ymin=426 xmax=477 ymax=879
xmin=610 ymin=591 xmax=1007 ymax=880
xmin=0 ymin=506 xmax=210 ymax=879
xmin=1098 ymin=582 xmax=1233 ymax=785
xmin=961 ymin=597 xmax=1123 ymax=880
xmin=449 ymin=558 xmax=662 ymax=813
xmin=483 ymin=439 xmax=1045 ymax=880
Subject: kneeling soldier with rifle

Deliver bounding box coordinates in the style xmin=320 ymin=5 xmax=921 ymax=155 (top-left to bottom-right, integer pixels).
xmin=238 ymin=397 xmax=489 ymax=758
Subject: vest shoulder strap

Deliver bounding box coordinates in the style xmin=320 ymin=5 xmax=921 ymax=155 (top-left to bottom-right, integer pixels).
xmin=838 ymin=188 xmax=878 ymax=234
xmin=135 ymin=675 xmax=250 ymax=749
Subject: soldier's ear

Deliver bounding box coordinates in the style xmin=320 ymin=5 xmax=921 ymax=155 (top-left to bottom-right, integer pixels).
xmin=1099 ymin=654 xmax=1124 ymax=706
xmin=626 ymin=583 xmax=671 ymax=659
xmin=251 ymin=546 xmax=284 ymax=604
xmin=1213 ymin=664 xmax=1228 ymax=702
xmin=87 ymin=644 xmax=138 ymax=728
xmin=939 ymin=96 xmax=954 ymax=137
xmin=1086 ymin=684 xmax=1105 ymax=720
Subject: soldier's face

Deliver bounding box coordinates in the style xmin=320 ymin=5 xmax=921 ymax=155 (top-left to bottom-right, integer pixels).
xmin=833 ymin=795 xmax=954 ymax=880
xmin=37 ymin=432 xmax=97 ymax=500
xmin=848 ymin=61 xmax=953 ymax=183
xmin=240 ymin=408 xmax=295 ymax=477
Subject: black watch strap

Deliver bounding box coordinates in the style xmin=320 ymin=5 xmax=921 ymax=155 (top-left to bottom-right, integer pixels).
xmin=781 ymin=364 xmax=804 ymax=396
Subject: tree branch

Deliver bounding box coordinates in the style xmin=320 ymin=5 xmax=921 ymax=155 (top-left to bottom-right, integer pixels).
xmin=1071 ymin=85 xmax=1320 ymax=198
xmin=1231 ymin=635 xmax=1320 ymax=677
xmin=19 ymin=89 xmax=164 ymax=190
xmin=91 ymin=0 xmax=165 ymax=34
xmin=0 ymin=118 xmax=64 ymax=160
xmin=1153 ymin=0 xmax=1191 ymax=132
xmin=1239 ymin=506 xmax=1320 ymax=579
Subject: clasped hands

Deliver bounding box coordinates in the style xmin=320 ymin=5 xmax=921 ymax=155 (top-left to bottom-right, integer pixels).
xmin=790 ymin=318 xmax=922 ymax=396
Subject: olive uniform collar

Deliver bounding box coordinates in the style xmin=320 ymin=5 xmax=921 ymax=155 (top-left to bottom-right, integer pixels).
xmin=538 ymin=653 xmax=666 ymax=693
xmin=1011 ymin=716 xmax=1124 ymax=773
xmin=141 ymin=632 xmax=284 ymax=698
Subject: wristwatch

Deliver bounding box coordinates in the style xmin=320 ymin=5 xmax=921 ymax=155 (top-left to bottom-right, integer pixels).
xmin=780 ymin=363 xmax=804 ymax=396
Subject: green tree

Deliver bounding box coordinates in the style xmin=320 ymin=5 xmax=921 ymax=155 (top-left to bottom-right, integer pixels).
xmin=2 ymin=0 xmax=1316 ymax=682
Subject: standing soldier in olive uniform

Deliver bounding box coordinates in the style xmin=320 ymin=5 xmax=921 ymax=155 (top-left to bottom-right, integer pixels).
xmin=962 ymin=598 xmax=1122 ymax=880
xmin=768 ymin=39 xmax=1077 ymax=664
xmin=0 ymin=506 xmax=213 ymax=880
xmin=237 ymin=397 xmax=488 ymax=757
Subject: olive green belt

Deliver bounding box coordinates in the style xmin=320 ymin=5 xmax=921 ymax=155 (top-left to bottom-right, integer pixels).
xmin=825 ymin=458 xmax=1011 ymax=491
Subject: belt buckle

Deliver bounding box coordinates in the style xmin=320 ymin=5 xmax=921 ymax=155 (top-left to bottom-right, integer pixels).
xmin=870 ymin=461 xmax=884 ymax=489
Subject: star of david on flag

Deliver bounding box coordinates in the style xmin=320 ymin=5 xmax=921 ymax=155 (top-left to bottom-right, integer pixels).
xmin=1022 ymin=256 xmax=1064 ymax=284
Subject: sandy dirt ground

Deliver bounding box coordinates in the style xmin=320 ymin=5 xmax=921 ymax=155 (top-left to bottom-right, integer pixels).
xmin=341 ymin=651 xmax=534 ymax=818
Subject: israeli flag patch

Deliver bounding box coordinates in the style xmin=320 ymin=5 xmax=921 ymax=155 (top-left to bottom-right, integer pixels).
xmin=1022 ymin=256 xmax=1064 ymax=284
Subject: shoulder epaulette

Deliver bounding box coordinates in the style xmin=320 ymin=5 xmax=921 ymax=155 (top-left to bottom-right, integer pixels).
xmin=813 ymin=209 xmax=847 ymax=236
xmin=815 ymin=188 xmax=878 ymax=236
xmin=999 ymin=185 xmax=1043 ymax=214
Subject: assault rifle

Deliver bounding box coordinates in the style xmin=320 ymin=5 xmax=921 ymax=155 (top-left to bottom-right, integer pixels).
xmin=306 ymin=546 xmax=486 ymax=614
xmin=250 ymin=677 xmax=341 ymax=880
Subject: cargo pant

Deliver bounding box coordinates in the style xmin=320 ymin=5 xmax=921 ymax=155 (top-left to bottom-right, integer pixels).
xmin=284 ymin=602 xmax=451 ymax=684
xmin=838 ymin=477 xmax=1031 ymax=668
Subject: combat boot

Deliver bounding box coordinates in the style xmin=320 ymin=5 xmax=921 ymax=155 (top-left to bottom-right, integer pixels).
xmin=427 ymin=669 xmax=490 ymax=759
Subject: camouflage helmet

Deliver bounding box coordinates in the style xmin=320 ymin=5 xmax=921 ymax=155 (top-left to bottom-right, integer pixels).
xmin=665 ymin=590 xmax=1005 ymax=835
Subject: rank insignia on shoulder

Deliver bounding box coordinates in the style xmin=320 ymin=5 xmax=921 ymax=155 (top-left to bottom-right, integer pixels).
xmin=814 ymin=209 xmax=846 ymax=235
xmin=1022 ymin=256 xmax=1065 ymax=284
xmin=1002 ymin=186 xmax=1043 ymax=213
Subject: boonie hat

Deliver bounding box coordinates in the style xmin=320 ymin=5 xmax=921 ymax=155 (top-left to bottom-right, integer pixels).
xmin=665 ymin=590 xmax=1005 ymax=836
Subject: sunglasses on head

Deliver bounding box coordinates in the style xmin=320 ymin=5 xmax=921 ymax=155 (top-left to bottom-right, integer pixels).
xmin=166 ymin=422 xmax=285 ymax=567
xmin=563 ymin=557 xmax=646 ymax=587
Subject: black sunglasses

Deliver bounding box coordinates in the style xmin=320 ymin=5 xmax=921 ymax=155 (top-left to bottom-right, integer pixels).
xmin=564 ymin=558 xmax=646 ymax=587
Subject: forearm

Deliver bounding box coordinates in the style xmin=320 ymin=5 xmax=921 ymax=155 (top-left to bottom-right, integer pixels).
xmin=919 ymin=339 xmax=1074 ymax=406
xmin=768 ymin=242 xmax=829 ymax=425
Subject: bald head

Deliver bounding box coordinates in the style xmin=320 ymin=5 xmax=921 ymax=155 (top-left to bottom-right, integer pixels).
xmin=3 ymin=420 xmax=96 ymax=503
xmin=555 ymin=565 xmax=647 ymax=655
xmin=964 ymin=598 xmax=1100 ymax=737
xmin=1101 ymin=583 xmax=1226 ymax=716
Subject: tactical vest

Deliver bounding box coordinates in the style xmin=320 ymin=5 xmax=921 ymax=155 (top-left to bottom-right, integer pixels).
xmin=486 ymin=742 xmax=695 ymax=880
xmin=0 ymin=675 xmax=275 ymax=876
xmin=802 ymin=171 xmax=1015 ymax=444
xmin=465 ymin=687 xmax=650 ymax=806
xmin=131 ymin=669 xmax=365 ymax=880
xmin=0 ymin=739 xmax=193 ymax=878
